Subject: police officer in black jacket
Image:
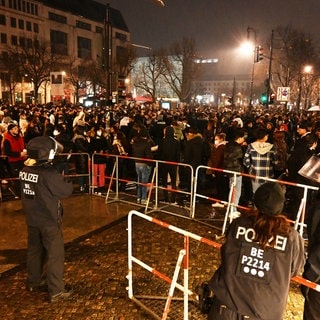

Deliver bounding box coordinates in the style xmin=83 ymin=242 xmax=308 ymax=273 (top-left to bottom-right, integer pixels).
xmin=208 ymin=182 xmax=305 ymax=319
xmin=302 ymin=198 xmax=320 ymax=319
xmin=19 ymin=136 xmax=73 ymax=302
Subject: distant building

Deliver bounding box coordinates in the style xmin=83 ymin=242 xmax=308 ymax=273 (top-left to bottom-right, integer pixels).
xmin=0 ymin=0 xmax=131 ymax=104
xmin=193 ymin=74 xmax=251 ymax=107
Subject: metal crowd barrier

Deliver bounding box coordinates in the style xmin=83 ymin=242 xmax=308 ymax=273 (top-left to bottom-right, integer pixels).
xmin=3 ymin=149 xmax=316 ymax=238
xmin=91 ymin=153 xmax=194 ymax=216
xmin=88 ymin=153 xmax=318 ymax=237
xmin=193 ymin=165 xmax=319 ymax=236
xmin=127 ymin=210 xmax=320 ymax=320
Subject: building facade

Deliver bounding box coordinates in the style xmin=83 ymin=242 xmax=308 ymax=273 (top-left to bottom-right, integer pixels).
xmin=0 ymin=0 xmax=131 ymax=104
xmin=193 ymin=75 xmax=252 ymax=107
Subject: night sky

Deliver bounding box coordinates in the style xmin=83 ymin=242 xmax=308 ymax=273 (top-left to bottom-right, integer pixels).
xmin=99 ymin=0 xmax=320 ymax=75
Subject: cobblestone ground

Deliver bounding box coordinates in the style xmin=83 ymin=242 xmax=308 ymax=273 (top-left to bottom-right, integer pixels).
xmin=0 ymin=207 xmax=305 ymax=319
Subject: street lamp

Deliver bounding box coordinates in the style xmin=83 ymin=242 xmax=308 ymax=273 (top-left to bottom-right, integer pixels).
xmin=297 ymin=65 xmax=314 ymax=110
xmin=303 ymin=65 xmax=313 ymax=109
xmin=266 ymin=30 xmax=274 ymax=108
xmin=247 ymin=26 xmax=257 ymax=108
xmin=103 ymin=3 xmax=112 ymax=104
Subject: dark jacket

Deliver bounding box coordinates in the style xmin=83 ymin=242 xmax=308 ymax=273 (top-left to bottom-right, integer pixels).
xmin=55 ymin=132 xmax=74 ymax=154
xmin=223 ymin=140 xmax=244 ymax=173
xmin=209 ymin=143 xmax=226 ymax=169
xmin=287 ymin=144 xmax=316 ymax=185
xmin=304 ymin=200 xmax=320 ymax=285
xmin=89 ymin=135 xmax=111 ymax=164
xmin=183 ymin=134 xmax=205 ymax=171
xmin=72 ymin=133 xmax=89 ymax=173
xmin=20 ymin=163 xmax=73 ymax=227
xmin=132 ymin=137 xmax=153 ymax=165
xmin=157 ymin=127 xmax=180 ymax=163
xmin=209 ymin=215 xmax=305 ymax=319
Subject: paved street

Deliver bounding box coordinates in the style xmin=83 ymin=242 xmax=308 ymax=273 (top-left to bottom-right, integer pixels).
xmin=0 ymin=194 xmax=305 ymax=319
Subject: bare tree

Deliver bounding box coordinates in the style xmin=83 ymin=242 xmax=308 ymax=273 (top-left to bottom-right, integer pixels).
xmin=63 ymin=56 xmax=90 ymax=104
xmin=8 ymin=42 xmax=59 ymax=103
xmin=14 ymin=44 xmax=60 ymax=102
xmin=85 ymin=59 xmax=106 ymax=97
xmin=113 ymin=44 xmax=136 ymax=80
xmin=132 ymin=49 xmax=165 ymax=102
xmin=272 ymin=26 xmax=320 ymax=109
xmin=112 ymin=44 xmax=136 ymax=102
xmin=161 ymin=38 xmax=200 ymax=102
xmin=0 ymin=51 xmax=21 ymax=104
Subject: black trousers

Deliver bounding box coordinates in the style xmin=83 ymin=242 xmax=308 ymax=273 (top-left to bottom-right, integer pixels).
xmin=208 ymin=296 xmax=251 ymax=320
xmin=27 ymin=224 xmax=65 ymax=296
xmin=304 ymin=288 xmax=320 ymax=320
xmin=161 ymin=164 xmax=177 ymax=202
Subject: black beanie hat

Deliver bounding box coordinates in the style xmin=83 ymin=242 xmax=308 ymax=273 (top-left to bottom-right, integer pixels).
xmin=253 ymin=182 xmax=286 ymax=216
xmin=7 ymin=122 xmax=18 ymax=131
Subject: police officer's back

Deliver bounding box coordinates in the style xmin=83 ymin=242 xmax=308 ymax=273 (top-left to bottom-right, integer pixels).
xmin=20 ymin=136 xmax=73 ymax=302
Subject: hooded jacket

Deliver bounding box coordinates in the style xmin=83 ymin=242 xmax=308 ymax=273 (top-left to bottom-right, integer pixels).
xmin=243 ymin=141 xmax=276 ymax=178
xmin=158 ymin=126 xmax=180 ymax=163
xmin=183 ymin=133 xmax=205 ymax=171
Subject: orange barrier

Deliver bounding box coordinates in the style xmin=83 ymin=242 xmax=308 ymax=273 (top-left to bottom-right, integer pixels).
xmin=91 ymin=153 xmax=194 ymax=215
xmin=194 ymin=165 xmax=319 ymax=235
xmin=128 ymin=210 xmax=320 ymax=320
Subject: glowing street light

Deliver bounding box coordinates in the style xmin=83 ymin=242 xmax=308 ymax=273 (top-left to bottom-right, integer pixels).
xmin=247 ymin=27 xmax=257 ymax=108
xmin=304 ymin=65 xmax=313 ymax=74
xmin=155 ymin=0 xmax=165 ymax=6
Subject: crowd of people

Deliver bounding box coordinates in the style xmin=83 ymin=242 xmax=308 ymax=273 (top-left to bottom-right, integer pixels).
xmin=0 ymin=101 xmax=319 ymax=316
xmin=0 ymin=101 xmax=320 ymax=205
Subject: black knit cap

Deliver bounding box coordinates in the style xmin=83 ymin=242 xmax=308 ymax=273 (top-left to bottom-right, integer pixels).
xmin=253 ymin=182 xmax=286 ymax=216
xmin=7 ymin=121 xmax=18 ymax=131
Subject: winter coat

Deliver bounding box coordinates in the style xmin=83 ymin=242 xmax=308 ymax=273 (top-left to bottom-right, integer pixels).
xmin=243 ymin=141 xmax=276 ymax=179
xmin=72 ymin=134 xmax=89 ymax=174
xmin=89 ymin=135 xmax=111 ymax=164
xmin=20 ymin=163 xmax=73 ymax=227
xmin=157 ymin=127 xmax=180 ymax=163
xmin=209 ymin=215 xmax=305 ymax=319
xmin=183 ymin=134 xmax=205 ymax=171
xmin=223 ymin=140 xmax=244 ymax=173
xmin=287 ymin=144 xmax=316 ymax=185
xmin=132 ymin=137 xmax=153 ymax=165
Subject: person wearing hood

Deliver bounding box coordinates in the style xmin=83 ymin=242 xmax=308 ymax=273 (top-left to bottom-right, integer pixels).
xmin=243 ymin=127 xmax=277 ymax=194
xmin=183 ymin=126 xmax=208 ymax=193
xmin=157 ymin=125 xmax=180 ymax=203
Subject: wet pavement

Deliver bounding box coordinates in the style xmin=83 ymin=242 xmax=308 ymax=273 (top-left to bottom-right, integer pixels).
xmin=0 ymin=192 xmax=305 ymax=319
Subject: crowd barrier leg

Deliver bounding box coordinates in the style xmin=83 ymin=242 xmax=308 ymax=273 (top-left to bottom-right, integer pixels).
xmin=105 ymin=160 xmax=117 ymax=203
xmin=128 ymin=210 xmax=320 ymax=319
xmin=154 ymin=162 xmax=159 ymax=209
xmin=221 ymin=174 xmax=236 ymax=235
xmin=145 ymin=167 xmax=157 ymax=212
xmin=183 ymin=236 xmax=189 ymax=320
xmin=161 ymin=249 xmax=186 ymax=320
xmin=295 ymin=188 xmax=308 ymax=236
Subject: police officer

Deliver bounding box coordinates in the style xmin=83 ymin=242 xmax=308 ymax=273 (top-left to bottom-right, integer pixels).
xmin=302 ymin=197 xmax=320 ymax=319
xmin=208 ymin=182 xmax=305 ymax=319
xmin=19 ymin=136 xmax=73 ymax=302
